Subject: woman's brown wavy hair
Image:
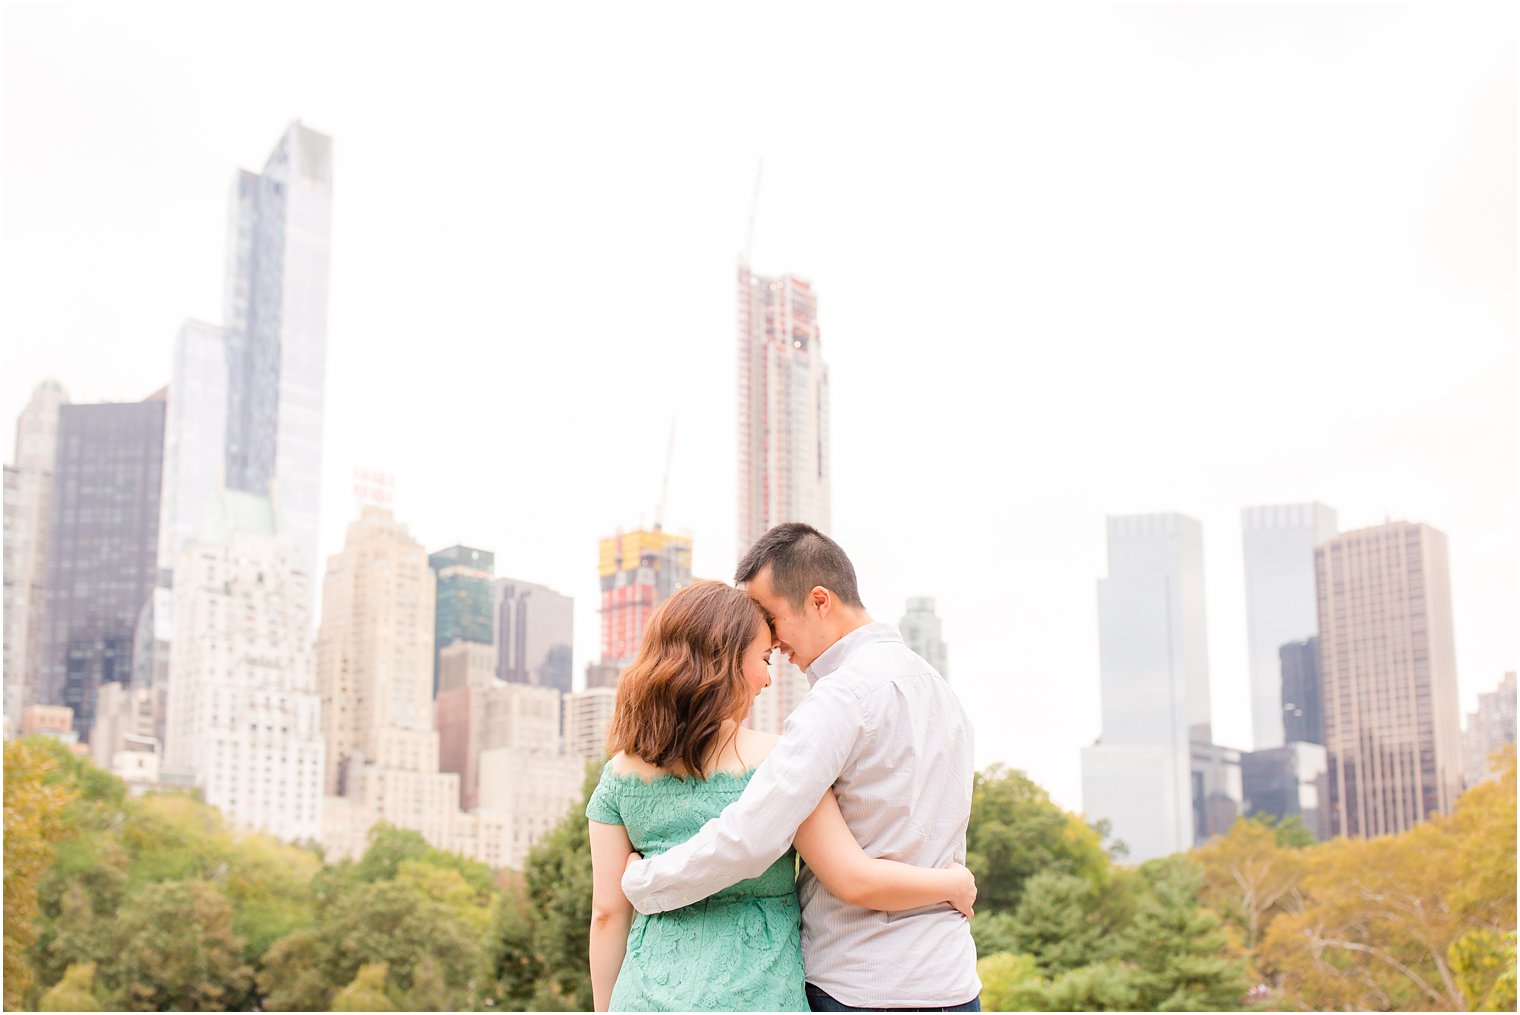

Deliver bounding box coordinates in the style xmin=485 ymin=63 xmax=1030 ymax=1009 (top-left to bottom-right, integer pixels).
xmin=606 ymin=579 xmax=767 ymax=777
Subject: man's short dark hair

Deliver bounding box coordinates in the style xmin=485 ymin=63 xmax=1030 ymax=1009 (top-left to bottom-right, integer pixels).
xmin=734 ymin=523 xmax=865 ymax=610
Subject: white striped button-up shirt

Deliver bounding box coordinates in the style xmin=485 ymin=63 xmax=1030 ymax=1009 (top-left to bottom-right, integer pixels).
xmin=620 ymin=622 xmax=980 ymax=1009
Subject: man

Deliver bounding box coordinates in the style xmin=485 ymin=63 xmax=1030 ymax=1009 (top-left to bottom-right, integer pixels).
xmin=621 ymin=523 xmax=980 ymax=1011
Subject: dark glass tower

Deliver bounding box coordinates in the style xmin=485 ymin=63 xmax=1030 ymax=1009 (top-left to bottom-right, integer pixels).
xmin=428 ymin=545 xmax=494 ymax=695
xmin=1279 ymin=637 xmax=1323 ymax=746
xmin=495 ymin=578 xmax=574 ymax=695
xmin=41 ymin=396 xmax=166 ymax=741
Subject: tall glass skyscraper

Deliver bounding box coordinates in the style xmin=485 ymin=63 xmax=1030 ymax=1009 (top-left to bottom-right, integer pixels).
xmin=156 ymin=319 xmax=228 ymax=582
xmin=41 ymin=396 xmax=166 ymax=741
xmin=1241 ymin=502 xmax=1337 ymax=749
xmin=223 ymin=123 xmax=332 ymax=589
xmin=1082 ymin=513 xmax=1211 ymax=863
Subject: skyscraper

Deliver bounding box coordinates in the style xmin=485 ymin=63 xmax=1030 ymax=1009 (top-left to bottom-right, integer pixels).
xmin=1242 ymin=742 xmax=1330 ymax=841
xmin=40 ymin=395 xmax=166 ymax=742
xmin=222 ymin=122 xmax=332 ymax=589
xmin=1462 ymin=671 xmax=1516 ymax=787
xmin=1081 ymin=513 xmax=1211 ymax=862
xmin=156 ymin=319 xmax=229 ymax=581
xmin=1241 ymin=503 xmax=1338 ymax=749
xmin=736 ymin=261 xmax=831 ymax=551
xmin=1279 ymin=638 xmax=1323 ymax=745
xmin=900 ymin=597 xmax=949 ymax=678
xmin=429 ymin=546 xmax=495 ymax=695
xmin=495 ymin=578 xmax=574 ymax=695
xmin=316 ymin=505 xmax=494 ymax=863
xmin=598 ymin=528 xmax=692 ymax=667
xmin=1316 ymin=522 xmax=1463 ymax=837
xmin=162 ymin=490 xmax=324 ymax=842
xmin=3 ymin=379 xmax=68 ymax=736
xmin=316 ymin=506 xmax=438 ymax=796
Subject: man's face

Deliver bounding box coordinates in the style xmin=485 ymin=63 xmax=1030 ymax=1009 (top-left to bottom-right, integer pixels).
xmin=743 ymin=566 xmax=830 ymax=672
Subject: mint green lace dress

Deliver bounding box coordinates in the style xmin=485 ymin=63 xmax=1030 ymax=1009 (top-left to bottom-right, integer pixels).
xmin=586 ymin=762 xmax=808 ymax=1012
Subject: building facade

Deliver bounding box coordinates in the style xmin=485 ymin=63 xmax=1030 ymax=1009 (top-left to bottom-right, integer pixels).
xmin=156 ymin=319 xmax=229 ymax=582
xmin=598 ymin=528 xmax=692 ymax=667
xmin=430 ymin=545 xmax=495 ymax=695
xmin=315 ymin=506 xmax=525 ymax=868
xmin=477 ymin=744 xmax=586 ymax=869
xmin=495 ymin=578 xmax=574 ymax=695
xmin=222 ymin=122 xmax=332 ymax=592
xmin=1316 ymin=522 xmax=1463 ymax=837
xmin=316 ymin=506 xmax=438 ymax=796
xmin=1463 ymin=671 xmax=1517 ymax=787
xmin=1081 ymin=513 xmax=1211 ymax=863
xmin=437 ymin=680 xmax=561 ymax=810
xmin=1242 ymin=742 xmax=1330 ymax=841
xmin=1279 ymin=637 xmax=1323 ymax=745
xmin=899 ymin=597 xmax=949 ymax=678
xmin=3 ymin=380 xmax=69 ymax=736
xmin=40 ymin=396 xmax=166 ymax=743
xmin=162 ymin=490 xmax=324 ymax=843
xmin=91 ymin=681 xmax=158 ymax=773
xmin=564 ymin=687 xmax=619 ymax=762
xmin=736 ymin=261 xmax=831 ymax=551
xmin=1241 ymin=503 xmax=1338 ymax=750
xmin=1191 ymin=741 xmax=1243 ymax=844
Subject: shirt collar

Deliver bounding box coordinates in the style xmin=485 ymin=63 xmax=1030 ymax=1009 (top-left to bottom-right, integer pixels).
xmin=805 ymin=622 xmax=903 ymax=685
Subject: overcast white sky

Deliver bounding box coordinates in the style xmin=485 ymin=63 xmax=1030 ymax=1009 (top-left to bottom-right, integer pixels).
xmin=3 ymin=1 xmax=1515 ymax=810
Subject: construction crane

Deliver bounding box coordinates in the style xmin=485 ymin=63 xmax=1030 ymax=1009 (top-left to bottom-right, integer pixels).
xmin=653 ymin=419 xmax=675 ymax=532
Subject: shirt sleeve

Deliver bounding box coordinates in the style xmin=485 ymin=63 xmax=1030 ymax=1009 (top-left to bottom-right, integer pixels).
xmin=619 ymin=677 xmax=864 ymax=915
xmin=584 ymin=762 xmax=621 ymax=825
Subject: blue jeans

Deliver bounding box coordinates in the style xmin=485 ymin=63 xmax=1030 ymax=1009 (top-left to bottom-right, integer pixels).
xmin=805 ymin=984 xmax=981 ymax=1012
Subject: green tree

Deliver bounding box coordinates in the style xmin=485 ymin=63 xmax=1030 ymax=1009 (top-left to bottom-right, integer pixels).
xmin=486 ymin=764 xmax=601 ymax=1009
xmin=38 ymin=961 xmax=103 ymax=1012
xmin=1449 ymin=928 xmax=1518 ymax=1012
xmin=1260 ymin=754 xmax=1516 ymax=1013
xmin=350 ymin=823 xmax=494 ymax=900
xmin=1194 ymin=817 xmax=1306 ymax=955
xmin=1009 ymin=870 xmax=1136 ymax=975
xmin=1246 ymin=813 xmax=1315 ymax=849
xmin=970 ymin=912 xmax=1021 ymax=959
xmin=260 ymin=872 xmax=488 ymax=1010
xmin=1118 ymin=856 xmax=1250 ymax=1011
xmin=975 ymin=952 xmax=1044 ymax=1012
xmin=4 ymin=738 xmax=78 ymax=1009
xmin=332 ymin=962 xmax=396 ymax=1011
xmin=489 ymin=884 xmax=547 ymax=1007
xmin=967 ymin=765 xmax=1110 ymax=913
xmin=220 ymin=825 xmax=323 ymax=963
xmin=1035 ymin=960 xmax=1144 ymax=1012
xmin=401 ymin=955 xmax=453 ymax=1011
xmin=516 ymin=788 xmax=596 ymax=1009
xmin=105 ymin=879 xmax=255 ymax=1011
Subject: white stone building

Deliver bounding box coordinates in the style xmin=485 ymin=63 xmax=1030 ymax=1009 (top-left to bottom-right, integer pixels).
xmin=163 ymin=489 xmax=324 ymax=843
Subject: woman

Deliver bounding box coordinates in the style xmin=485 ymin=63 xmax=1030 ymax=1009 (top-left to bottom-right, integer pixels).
xmin=586 ymin=580 xmax=976 ymax=1012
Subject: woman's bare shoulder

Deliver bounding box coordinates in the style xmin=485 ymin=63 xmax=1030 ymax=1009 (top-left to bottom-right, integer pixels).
xmin=736 ymin=727 xmax=781 ymax=768
xmin=609 ymin=751 xmax=666 ymax=781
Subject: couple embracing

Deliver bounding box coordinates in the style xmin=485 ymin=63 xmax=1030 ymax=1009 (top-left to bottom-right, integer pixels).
xmin=587 ymin=523 xmax=982 ymax=1012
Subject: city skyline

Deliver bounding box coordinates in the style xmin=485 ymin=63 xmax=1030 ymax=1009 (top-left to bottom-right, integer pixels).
xmin=2 ymin=2 xmax=1514 ymax=810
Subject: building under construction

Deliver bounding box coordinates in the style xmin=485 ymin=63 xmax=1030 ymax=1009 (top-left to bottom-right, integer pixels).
xmin=598 ymin=528 xmax=693 ymax=668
